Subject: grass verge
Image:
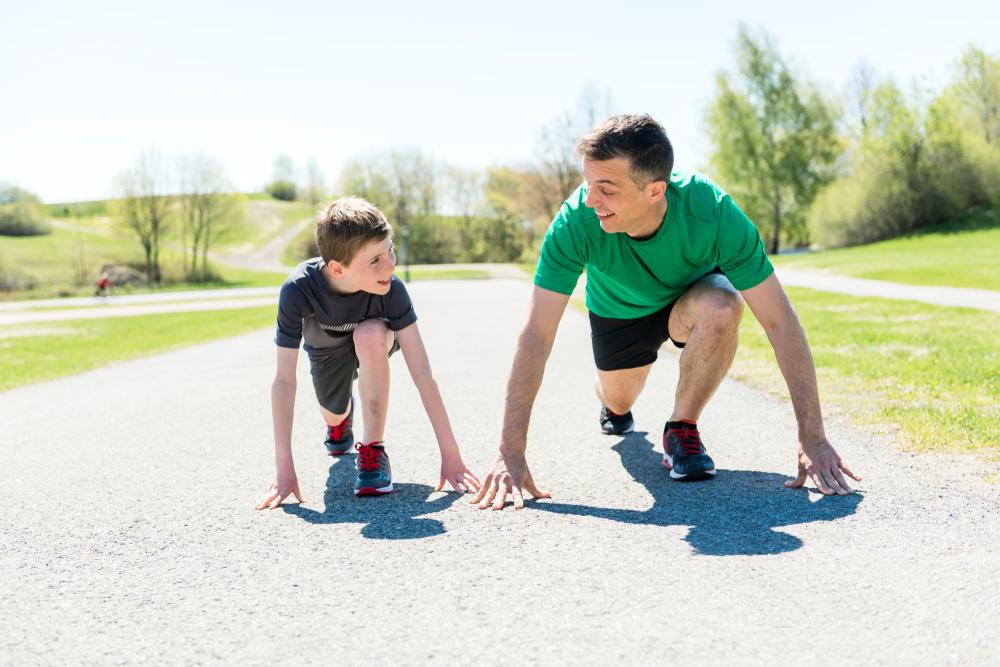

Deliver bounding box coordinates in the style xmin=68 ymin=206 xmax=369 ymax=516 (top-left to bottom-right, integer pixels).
xmin=731 ymin=287 xmax=999 ymax=460
xmin=0 ymin=306 xmax=275 ymax=392
xmin=773 ymin=206 xmax=1000 ymax=290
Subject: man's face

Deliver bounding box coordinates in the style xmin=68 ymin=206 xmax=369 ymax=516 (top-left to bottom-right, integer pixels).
xmin=582 ymin=157 xmax=663 ymax=236
xmin=339 ymin=236 xmax=396 ymax=295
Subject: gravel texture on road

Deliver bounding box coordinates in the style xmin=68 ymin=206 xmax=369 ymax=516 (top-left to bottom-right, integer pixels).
xmin=2 ymin=279 xmax=998 ymax=666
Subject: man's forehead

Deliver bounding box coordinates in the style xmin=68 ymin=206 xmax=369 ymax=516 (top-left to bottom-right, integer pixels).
xmin=583 ymin=157 xmax=632 ymax=185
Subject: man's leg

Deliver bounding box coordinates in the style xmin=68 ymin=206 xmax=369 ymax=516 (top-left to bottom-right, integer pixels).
xmin=667 ymin=273 xmax=744 ymax=421
xmin=353 ymin=319 xmax=395 ymax=444
xmin=596 ymin=365 xmax=653 ymax=415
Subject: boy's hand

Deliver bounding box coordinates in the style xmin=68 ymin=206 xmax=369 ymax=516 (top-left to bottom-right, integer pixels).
xmin=254 ymin=470 xmax=304 ymax=510
xmin=435 ymin=453 xmax=482 ymax=493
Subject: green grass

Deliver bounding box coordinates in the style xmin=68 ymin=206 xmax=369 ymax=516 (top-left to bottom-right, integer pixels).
xmin=730 ymin=287 xmax=999 ymax=460
xmin=0 ymin=306 xmax=275 ymax=392
xmin=774 ymin=206 xmax=1000 ymax=290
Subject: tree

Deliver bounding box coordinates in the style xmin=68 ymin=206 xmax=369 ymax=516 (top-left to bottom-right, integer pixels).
xmin=177 ymin=154 xmax=245 ymax=282
xmin=112 ymin=150 xmax=172 ymax=285
xmin=0 ymin=184 xmax=50 ymax=236
xmin=303 ymin=159 xmax=327 ymax=208
xmin=706 ymin=26 xmax=840 ymax=252
xmin=954 ymin=45 xmax=1000 ymax=145
xmin=266 ymin=154 xmax=297 ymax=201
xmin=528 ymin=84 xmax=614 ymax=221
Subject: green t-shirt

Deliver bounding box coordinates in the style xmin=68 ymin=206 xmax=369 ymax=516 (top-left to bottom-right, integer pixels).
xmin=533 ymin=171 xmax=774 ymax=319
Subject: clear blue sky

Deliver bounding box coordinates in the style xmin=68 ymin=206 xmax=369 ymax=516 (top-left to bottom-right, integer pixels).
xmin=2 ymin=0 xmax=996 ymax=203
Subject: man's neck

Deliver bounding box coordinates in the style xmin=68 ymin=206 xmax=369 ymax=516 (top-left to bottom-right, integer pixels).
xmin=627 ymin=197 xmax=668 ymax=240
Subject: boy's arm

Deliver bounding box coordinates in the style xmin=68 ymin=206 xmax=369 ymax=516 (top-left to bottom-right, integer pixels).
xmin=395 ymin=322 xmax=481 ymax=493
xmin=255 ymin=346 xmax=305 ymax=509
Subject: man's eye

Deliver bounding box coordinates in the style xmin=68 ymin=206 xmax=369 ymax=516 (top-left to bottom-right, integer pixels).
xmin=600 ymin=188 xmax=614 ymax=196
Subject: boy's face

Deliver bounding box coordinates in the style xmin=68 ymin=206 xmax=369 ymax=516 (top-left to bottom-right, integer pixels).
xmin=335 ymin=236 xmax=396 ymax=295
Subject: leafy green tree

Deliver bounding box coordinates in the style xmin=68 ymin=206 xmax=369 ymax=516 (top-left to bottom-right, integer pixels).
xmin=706 ymin=25 xmax=840 ymax=252
xmin=266 ymin=154 xmax=297 ymax=201
xmin=954 ymin=45 xmax=1000 ymax=145
xmin=0 ymin=184 xmax=50 ymax=236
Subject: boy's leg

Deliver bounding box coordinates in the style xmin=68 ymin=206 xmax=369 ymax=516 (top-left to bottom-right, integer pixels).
xmin=353 ymin=319 xmax=395 ymax=444
xmin=320 ymin=404 xmax=349 ymax=426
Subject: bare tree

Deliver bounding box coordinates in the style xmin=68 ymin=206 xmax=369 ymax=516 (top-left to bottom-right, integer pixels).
xmin=112 ymin=149 xmax=172 ymax=285
xmin=178 ymin=154 xmax=244 ymax=282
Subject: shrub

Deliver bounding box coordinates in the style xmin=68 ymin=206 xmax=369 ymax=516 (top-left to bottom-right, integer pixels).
xmin=266 ymin=180 xmax=297 ymax=201
xmin=0 ymin=184 xmax=51 ymax=236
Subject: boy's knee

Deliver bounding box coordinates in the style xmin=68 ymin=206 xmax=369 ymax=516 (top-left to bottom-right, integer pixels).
xmin=353 ymin=319 xmax=390 ymax=356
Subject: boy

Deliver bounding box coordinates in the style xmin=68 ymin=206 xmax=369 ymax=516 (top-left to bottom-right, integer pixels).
xmin=255 ymin=197 xmax=480 ymax=509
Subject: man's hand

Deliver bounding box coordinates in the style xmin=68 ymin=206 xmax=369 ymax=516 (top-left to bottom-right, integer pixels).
xmin=254 ymin=468 xmax=304 ymax=509
xmin=471 ymin=450 xmax=551 ymax=510
xmin=785 ymin=439 xmax=862 ymax=495
xmin=436 ymin=453 xmax=482 ymax=494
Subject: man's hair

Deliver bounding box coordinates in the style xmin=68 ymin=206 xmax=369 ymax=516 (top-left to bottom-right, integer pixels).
xmin=575 ymin=114 xmax=674 ymax=187
xmin=315 ymin=197 xmax=392 ymax=266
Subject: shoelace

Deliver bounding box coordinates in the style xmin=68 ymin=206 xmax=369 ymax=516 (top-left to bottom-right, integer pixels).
xmin=356 ymin=442 xmax=384 ymax=471
xmin=328 ymin=418 xmax=348 ymax=442
xmin=669 ymin=427 xmax=703 ymax=455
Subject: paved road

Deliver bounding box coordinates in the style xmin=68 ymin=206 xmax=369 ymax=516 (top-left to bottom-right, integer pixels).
xmin=2 ymin=279 xmax=999 ymax=665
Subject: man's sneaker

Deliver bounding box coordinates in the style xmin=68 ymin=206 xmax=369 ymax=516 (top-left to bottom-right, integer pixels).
xmin=600 ymin=406 xmax=635 ymax=435
xmin=354 ymin=442 xmax=393 ymax=496
xmin=662 ymin=421 xmax=716 ymax=481
xmin=324 ymin=405 xmax=354 ymax=456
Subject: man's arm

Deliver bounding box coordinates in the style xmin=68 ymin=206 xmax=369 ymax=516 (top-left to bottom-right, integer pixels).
xmin=741 ymin=273 xmax=861 ymax=495
xmin=255 ymin=346 xmax=304 ymax=509
xmin=395 ymin=322 xmax=481 ymax=493
xmin=471 ymin=285 xmax=570 ymax=510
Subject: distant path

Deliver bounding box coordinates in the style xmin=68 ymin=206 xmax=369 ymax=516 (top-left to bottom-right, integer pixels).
xmin=216 ymin=215 xmax=314 ymax=273
xmin=775 ymin=267 xmax=1000 ymax=313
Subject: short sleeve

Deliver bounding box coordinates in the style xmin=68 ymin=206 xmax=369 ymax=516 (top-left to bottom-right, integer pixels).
xmin=716 ymin=196 xmax=774 ymax=291
xmin=383 ymin=278 xmax=418 ymax=331
xmin=533 ymin=202 xmax=586 ymax=295
xmin=274 ymin=281 xmax=306 ymax=348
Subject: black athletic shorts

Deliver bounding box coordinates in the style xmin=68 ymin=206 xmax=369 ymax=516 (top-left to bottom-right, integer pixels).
xmin=589 ymin=301 xmax=684 ymax=372
xmin=309 ymin=335 xmax=399 ymax=414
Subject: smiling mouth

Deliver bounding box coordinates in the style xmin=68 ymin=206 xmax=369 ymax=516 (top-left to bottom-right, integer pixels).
xmin=377 ymin=279 xmax=390 ymax=286
xmin=596 ymin=211 xmax=615 ymax=221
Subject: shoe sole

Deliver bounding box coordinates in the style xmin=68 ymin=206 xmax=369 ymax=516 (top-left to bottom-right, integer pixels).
xmin=327 ymin=449 xmax=352 ymax=456
xmin=601 ymin=424 xmax=634 ymax=436
xmin=663 ymin=455 xmax=716 ymax=481
xmin=354 ymin=484 xmax=394 ymax=496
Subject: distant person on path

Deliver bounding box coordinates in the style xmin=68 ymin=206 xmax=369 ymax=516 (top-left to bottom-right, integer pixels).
xmin=95 ymin=272 xmax=111 ymax=297
xmin=255 ymin=197 xmax=480 ymax=509
xmin=472 ymin=114 xmax=861 ymax=511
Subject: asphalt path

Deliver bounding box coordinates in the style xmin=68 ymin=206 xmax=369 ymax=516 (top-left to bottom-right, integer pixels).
xmin=2 ymin=279 xmax=999 ymax=665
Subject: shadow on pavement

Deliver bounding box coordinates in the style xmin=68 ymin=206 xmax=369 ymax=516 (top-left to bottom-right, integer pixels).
xmin=282 ymin=455 xmax=462 ymax=539
xmin=532 ymin=432 xmax=863 ymax=556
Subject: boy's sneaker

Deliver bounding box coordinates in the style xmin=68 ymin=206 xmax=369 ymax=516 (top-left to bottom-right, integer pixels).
xmin=324 ymin=406 xmax=354 ymax=456
xmin=354 ymin=442 xmax=393 ymax=496
xmin=600 ymin=406 xmax=635 ymax=435
xmin=662 ymin=421 xmax=716 ymax=481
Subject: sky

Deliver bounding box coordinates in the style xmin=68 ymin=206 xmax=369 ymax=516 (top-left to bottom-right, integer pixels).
xmin=1 ymin=0 xmax=997 ymax=203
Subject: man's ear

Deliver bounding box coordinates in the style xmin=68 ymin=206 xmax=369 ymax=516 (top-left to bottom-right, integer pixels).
xmin=647 ymin=180 xmax=667 ymax=202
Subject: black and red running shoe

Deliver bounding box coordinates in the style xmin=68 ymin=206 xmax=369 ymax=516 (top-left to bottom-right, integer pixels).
xmin=662 ymin=421 xmax=716 ymax=481
xmin=600 ymin=406 xmax=635 ymax=436
xmin=324 ymin=405 xmax=354 ymax=456
xmin=354 ymin=442 xmax=393 ymax=496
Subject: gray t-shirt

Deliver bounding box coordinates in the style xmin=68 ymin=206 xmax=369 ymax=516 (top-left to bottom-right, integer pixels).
xmin=274 ymin=258 xmax=417 ymax=359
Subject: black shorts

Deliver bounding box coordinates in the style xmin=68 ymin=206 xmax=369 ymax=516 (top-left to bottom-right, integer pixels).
xmin=309 ymin=336 xmax=399 ymax=414
xmin=589 ymin=302 xmax=684 ymax=372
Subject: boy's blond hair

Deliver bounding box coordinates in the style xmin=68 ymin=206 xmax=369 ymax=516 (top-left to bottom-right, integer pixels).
xmin=315 ymin=197 xmax=392 ymax=266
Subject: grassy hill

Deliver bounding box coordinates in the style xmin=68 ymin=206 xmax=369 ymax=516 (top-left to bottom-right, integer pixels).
xmin=774 ymin=205 xmax=1000 ymax=290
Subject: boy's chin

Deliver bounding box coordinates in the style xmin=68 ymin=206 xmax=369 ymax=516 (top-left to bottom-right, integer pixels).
xmin=370 ymin=279 xmax=392 ymax=293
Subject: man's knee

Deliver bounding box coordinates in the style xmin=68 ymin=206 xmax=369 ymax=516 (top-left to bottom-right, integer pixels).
xmin=353 ymin=319 xmax=390 ymax=357
xmin=698 ymin=289 xmax=744 ymax=331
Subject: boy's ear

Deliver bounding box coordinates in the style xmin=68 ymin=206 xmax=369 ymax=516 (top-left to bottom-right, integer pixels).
xmin=324 ymin=259 xmax=347 ymax=277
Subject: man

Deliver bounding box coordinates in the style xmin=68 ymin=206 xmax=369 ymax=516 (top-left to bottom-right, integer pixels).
xmin=472 ymin=114 xmax=861 ymax=511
